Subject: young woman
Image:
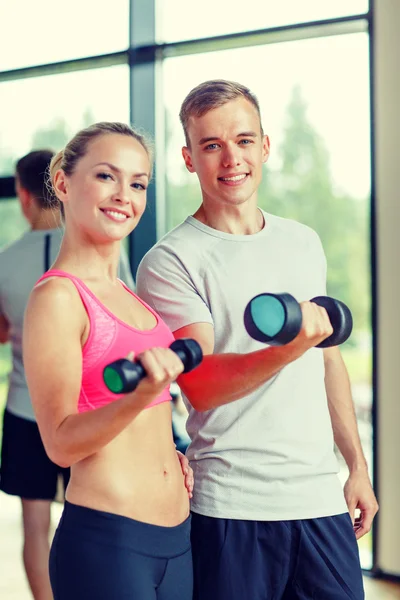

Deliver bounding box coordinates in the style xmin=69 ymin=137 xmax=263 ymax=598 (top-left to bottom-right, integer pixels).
xmin=23 ymin=122 xmax=194 ymax=600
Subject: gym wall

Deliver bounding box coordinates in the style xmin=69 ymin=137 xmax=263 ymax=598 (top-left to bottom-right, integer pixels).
xmin=374 ymin=0 xmax=400 ymax=576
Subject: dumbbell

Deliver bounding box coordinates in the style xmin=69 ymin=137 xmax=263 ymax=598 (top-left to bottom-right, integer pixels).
xmin=103 ymin=338 xmax=203 ymax=394
xmin=244 ymin=293 xmax=353 ymax=348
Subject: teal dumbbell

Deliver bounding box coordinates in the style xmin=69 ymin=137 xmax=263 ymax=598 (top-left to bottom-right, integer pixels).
xmin=244 ymin=293 xmax=352 ymax=348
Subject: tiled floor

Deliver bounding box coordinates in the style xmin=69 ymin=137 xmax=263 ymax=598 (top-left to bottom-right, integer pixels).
xmin=0 ymin=493 xmax=63 ymax=599
xmin=364 ymin=578 xmax=400 ymax=600
xmin=1 ymin=492 xmax=399 ymax=599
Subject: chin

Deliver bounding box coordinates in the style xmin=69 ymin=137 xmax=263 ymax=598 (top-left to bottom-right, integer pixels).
xmin=92 ymin=229 xmax=128 ymax=245
xmin=224 ymin=194 xmax=253 ymax=206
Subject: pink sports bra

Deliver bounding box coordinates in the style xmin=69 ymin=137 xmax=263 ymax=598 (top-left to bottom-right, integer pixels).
xmin=36 ymin=269 xmax=174 ymax=413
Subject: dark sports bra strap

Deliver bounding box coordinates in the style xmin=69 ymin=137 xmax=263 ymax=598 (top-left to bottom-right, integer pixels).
xmin=44 ymin=234 xmax=51 ymax=272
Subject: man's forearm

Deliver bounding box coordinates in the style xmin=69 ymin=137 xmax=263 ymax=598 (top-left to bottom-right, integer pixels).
xmin=176 ymin=308 xmax=336 ymax=412
xmin=178 ymin=344 xmax=302 ymax=411
xmin=324 ymin=347 xmax=367 ymax=473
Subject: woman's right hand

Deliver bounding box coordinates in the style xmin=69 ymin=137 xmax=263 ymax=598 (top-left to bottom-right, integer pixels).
xmin=129 ymin=347 xmax=185 ymax=406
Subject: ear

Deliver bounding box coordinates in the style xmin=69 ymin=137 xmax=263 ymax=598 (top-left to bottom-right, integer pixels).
xmin=53 ymin=169 xmax=69 ymax=206
xmin=262 ymin=134 xmax=270 ymax=164
xmin=182 ymin=146 xmax=196 ymax=173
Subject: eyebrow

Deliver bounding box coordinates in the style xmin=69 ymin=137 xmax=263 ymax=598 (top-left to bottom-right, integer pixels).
xmin=94 ymin=162 xmax=149 ymax=179
xmin=198 ymin=131 xmax=259 ymax=145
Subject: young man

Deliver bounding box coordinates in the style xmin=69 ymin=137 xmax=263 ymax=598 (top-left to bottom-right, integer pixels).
xmin=136 ymin=80 xmax=378 ymax=599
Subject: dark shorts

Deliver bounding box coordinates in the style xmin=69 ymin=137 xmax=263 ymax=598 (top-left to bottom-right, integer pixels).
xmin=191 ymin=512 xmax=365 ymax=600
xmin=50 ymin=501 xmax=193 ymax=600
xmin=0 ymin=408 xmax=70 ymax=501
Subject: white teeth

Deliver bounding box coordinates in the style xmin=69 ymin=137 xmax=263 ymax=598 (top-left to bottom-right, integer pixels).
xmin=221 ymin=174 xmax=247 ymax=182
xmin=103 ymin=210 xmax=127 ymax=220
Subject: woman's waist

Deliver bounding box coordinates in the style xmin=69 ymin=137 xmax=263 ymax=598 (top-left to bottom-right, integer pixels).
xmin=65 ymin=479 xmax=190 ymax=526
xmin=66 ymin=445 xmax=189 ymax=524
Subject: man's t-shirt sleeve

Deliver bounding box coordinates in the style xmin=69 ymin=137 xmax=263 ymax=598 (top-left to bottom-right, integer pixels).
xmin=136 ymin=247 xmax=213 ymax=333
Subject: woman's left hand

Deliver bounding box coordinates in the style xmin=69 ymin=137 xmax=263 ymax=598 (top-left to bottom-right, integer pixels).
xmin=176 ymin=451 xmax=194 ymax=499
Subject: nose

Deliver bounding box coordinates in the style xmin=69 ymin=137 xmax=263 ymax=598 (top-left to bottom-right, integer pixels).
xmin=221 ymin=143 xmax=240 ymax=168
xmin=112 ymin=181 xmax=131 ymax=204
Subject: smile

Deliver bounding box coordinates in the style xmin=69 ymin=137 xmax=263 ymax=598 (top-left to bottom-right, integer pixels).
xmin=101 ymin=209 xmax=129 ymax=222
xmin=218 ymin=174 xmax=249 ymax=185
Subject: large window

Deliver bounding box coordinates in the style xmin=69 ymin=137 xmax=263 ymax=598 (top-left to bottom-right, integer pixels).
xmin=158 ymin=0 xmax=369 ymax=42
xmin=0 ymin=65 xmax=130 ymax=176
xmin=0 ymin=0 xmax=129 ymax=70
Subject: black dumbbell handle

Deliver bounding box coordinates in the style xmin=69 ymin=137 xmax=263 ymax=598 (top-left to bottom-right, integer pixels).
xmin=103 ymin=338 xmax=202 ymax=394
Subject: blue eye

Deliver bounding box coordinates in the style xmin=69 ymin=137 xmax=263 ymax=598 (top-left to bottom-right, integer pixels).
xmin=132 ymin=182 xmax=146 ymax=190
xmin=205 ymin=143 xmax=220 ymax=151
xmin=97 ymin=172 xmax=113 ymax=180
xmin=239 ymin=139 xmax=253 ymax=145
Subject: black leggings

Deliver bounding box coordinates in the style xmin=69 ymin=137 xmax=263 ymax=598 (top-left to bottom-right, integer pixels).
xmin=49 ymin=501 xmax=193 ymax=600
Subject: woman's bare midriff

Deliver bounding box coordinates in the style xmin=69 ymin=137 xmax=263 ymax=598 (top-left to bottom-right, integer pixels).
xmin=65 ymin=402 xmax=190 ymax=527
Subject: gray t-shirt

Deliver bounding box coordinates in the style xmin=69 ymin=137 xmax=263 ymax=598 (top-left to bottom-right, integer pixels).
xmin=0 ymin=229 xmax=135 ymax=422
xmin=136 ymin=211 xmax=348 ymax=520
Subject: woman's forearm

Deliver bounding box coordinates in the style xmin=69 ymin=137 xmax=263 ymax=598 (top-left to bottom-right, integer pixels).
xmin=47 ymin=391 xmax=154 ymax=467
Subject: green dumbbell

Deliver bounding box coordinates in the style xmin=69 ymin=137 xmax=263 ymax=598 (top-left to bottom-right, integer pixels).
xmin=103 ymin=338 xmax=203 ymax=394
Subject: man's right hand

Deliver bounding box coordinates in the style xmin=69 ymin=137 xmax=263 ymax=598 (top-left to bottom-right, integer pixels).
xmin=286 ymin=300 xmax=334 ymax=357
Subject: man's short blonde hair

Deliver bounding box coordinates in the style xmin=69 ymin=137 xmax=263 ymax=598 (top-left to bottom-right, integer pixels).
xmin=179 ymin=79 xmax=263 ymax=146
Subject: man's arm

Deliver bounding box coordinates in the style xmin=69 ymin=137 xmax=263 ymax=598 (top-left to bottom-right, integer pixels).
xmin=0 ymin=314 xmax=9 ymax=344
xmin=176 ymin=305 xmax=334 ymax=412
xmin=324 ymin=346 xmax=378 ymax=539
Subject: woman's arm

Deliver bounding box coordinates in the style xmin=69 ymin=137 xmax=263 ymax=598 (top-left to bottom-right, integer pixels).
xmin=23 ymin=279 xmax=183 ymax=467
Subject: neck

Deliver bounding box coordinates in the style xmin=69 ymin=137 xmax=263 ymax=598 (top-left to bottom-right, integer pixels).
xmin=54 ymin=230 xmax=121 ymax=284
xmin=31 ymin=209 xmax=62 ymax=231
xmin=193 ymin=203 xmax=264 ymax=235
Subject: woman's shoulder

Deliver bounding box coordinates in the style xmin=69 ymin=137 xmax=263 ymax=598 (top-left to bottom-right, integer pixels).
xmin=29 ymin=274 xmax=84 ymax=316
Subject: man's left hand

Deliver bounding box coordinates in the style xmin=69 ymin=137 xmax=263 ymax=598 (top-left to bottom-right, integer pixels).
xmin=344 ymin=470 xmax=379 ymax=539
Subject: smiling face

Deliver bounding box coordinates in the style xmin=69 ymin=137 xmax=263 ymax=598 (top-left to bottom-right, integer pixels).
xmin=182 ymin=97 xmax=270 ymax=211
xmin=54 ymin=133 xmax=150 ymax=243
